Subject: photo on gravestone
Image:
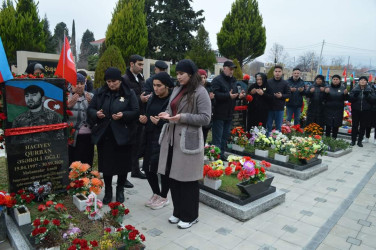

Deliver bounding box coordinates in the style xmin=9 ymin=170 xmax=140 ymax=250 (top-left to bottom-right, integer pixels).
xmin=3 ymin=78 xmax=69 ymax=194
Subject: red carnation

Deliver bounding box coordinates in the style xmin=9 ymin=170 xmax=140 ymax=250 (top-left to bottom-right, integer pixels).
xmin=90 ymin=241 xmax=98 ymax=247
xmin=124 ymin=208 xmax=130 ymax=215
xmin=38 ymin=227 xmax=47 ymax=234
xmin=31 ymin=228 xmax=39 ymax=236
xmin=68 ymin=246 xmax=76 ymax=250
xmin=46 ymin=200 xmax=53 ymax=207
xmin=52 ymin=219 xmax=60 ymax=226
xmin=128 ymin=231 xmax=137 ymax=240
xmin=111 ymin=209 xmax=119 ymax=216
xmin=104 ymin=227 xmax=111 ymax=233
xmin=33 ymin=219 xmax=41 ymax=227
xmin=38 ymin=204 xmax=46 ymax=212
xmin=43 ymin=219 xmax=49 ymax=225
xmin=73 ymin=238 xmax=81 ymax=244
xmin=140 ymin=234 xmax=145 ymax=241
xmin=246 ymin=95 xmax=253 ymax=102
xmin=125 ymin=225 xmax=134 ymax=231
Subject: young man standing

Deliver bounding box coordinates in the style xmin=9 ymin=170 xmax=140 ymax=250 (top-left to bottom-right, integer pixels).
xmin=266 ymin=65 xmax=291 ymax=134
xmin=286 ymin=68 xmax=305 ymax=125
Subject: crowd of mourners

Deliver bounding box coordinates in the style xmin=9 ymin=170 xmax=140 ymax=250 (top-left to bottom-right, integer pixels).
xmin=30 ymin=55 xmax=376 ymax=230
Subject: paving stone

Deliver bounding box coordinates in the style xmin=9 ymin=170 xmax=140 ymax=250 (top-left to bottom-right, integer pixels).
xmin=344 ymin=171 xmax=354 ymax=175
xmin=293 ymin=180 xmax=302 ymax=184
xmin=336 ymin=179 xmax=346 ymax=183
xmin=352 ymin=165 xmax=360 ymax=168
xmin=314 ymin=197 xmax=327 ymax=203
xmin=374 ymin=194 xmax=376 ymax=198
xmin=347 ymin=236 xmax=362 ymax=246
xmin=358 ymin=219 xmax=372 ymax=227
xmin=282 ymin=225 xmax=297 ymax=233
xmin=258 ymin=245 xmax=277 ymax=250
xmin=362 ymin=155 xmax=371 ymax=157
xmin=186 ymin=247 xmax=199 ymax=250
xmin=358 ymin=159 xmax=366 ymax=162
xmin=280 ymin=188 xmax=290 ymax=193
xmin=300 ymin=210 xmax=313 ymax=216
xmin=215 ymin=227 xmax=232 ymax=235
xmin=147 ymin=228 xmax=163 ymax=237
xmin=327 ymin=187 xmax=337 ymax=192
xmin=366 ymin=205 xmax=376 ymax=211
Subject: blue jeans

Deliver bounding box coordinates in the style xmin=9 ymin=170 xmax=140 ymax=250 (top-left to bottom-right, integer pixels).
xmin=212 ymin=119 xmax=232 ymax=158
xmin=286 ymin=106 xmax=301 ymax=125
xmin=266 ymin=110 xmax=284 ymax=135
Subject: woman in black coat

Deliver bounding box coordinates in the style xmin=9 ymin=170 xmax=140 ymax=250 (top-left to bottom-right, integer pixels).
xmin=305 ymin=75 xmax=327 ymax=128
xmin=324 ymin=75 xmax=348 ymax=139
xmin=349 ymin=76 xmax=376 ymax=147
xmin=139 ymin=72 xmax=172 ymax=210
xmin=87 ymin=67 xmax=139 ymax=204
xmin=246 ymin=73 xmax=272 ymax=130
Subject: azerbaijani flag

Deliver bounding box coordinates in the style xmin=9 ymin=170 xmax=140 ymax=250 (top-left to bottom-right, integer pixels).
xmin=369 ymin=74 xmax=373 ymax=83
xmin=326 ymin=68 xmax=330 ymax=83
xmin=319 ymin=66 xmax=322 ymax=75
xmin=0 ymin=37 xmax=13 ymax=83
xmin=5 ymin=80 xmax=64 ymax=122
xmin=350 ymin=73 xmax=354 ymax=84
xmin=342 ymin=67 xmax=347 ymax=83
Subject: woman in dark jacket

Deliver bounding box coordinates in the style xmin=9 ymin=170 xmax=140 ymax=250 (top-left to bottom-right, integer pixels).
xmin=349 ymin=76 xmax=376 ymax=147
xmin=365 ymin=80 xmax=376 ymax=144
xmin=139 ymin=72 xmax=172 ymax=210
xmin=87 ymin=67 xmax=139 ymax=204
xmin=324 ymin=75 xmax=348 ymax=139
xmin=198 ymin=69 xmax=215 ymax=143
xmin=305 ymin=75 xmax=327 ymax=128
xmin=246 ymin=73 xmax=272 ymax=130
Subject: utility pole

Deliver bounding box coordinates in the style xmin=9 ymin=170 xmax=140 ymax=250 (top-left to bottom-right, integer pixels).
xmin=316 ymin=40 xmax=325 ymax=74
xmin=347 ymin=56 xmax=350 ymax=71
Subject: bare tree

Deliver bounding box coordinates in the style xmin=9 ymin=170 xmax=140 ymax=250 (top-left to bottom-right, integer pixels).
xmin=296 ymin=51 xmax=319 ymax=72
xmin=268 ymin=43 xmax=289 ymax=65
xmin=248 ymin=60 xmax=264 ymax=76
xmin=331 ymin=56 xmax=345 ymax=66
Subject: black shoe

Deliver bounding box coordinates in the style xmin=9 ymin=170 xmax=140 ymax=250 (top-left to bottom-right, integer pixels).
xmin=357 ymin=141 xmax=363 ymax=147
xmin=131 ymin=171 xmax=146 ymax=179
xmin=103 ymin=189 xmax=112 ymax=205
xmin=124 ymin=179 xmax=134 ymax=188
xmin=116 ymin=187 xmax=125 ymax=203
xmin=351 ymin=141 xmax=356 ymax=146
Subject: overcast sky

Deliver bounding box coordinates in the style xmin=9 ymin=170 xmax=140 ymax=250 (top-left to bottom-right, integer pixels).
xmin=36 ymin=0 xmax=376 ymax=68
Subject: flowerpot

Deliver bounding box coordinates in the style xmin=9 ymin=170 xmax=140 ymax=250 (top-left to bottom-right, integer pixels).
xmin=14 ymin=205 xmax=31 ymax=226
xmin=299 ymin=154 xmax=318 ymax=164
xmin=73 ymin=194 xmax=88 ymax=211
xmin=255 ymin=149 xmax=269 ymax=158
xmin=236 ymin=175 xmax=274 ymax=197
xmin=274 ymin=153 xmax=289 ymax=163
xmin=0 ymin=207 xmax=6 ymax=243
xmin=203 ymin=177 xmax=222 ymax=190
xmin=232 ymin=144 xmax=245 ymax=152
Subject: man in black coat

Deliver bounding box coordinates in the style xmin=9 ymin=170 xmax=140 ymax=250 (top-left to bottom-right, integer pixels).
xmin=142 ymin=60 xmax=169 ymax=95
xmin=286 ymin=68 xmax=305 ymax=125
xmin=122 ymin=55 xmax=147 ymax=185
xmin=212 ymin=61 xmax=246 ymax=160
xmin=266 ymin=65 xmax=291 ymax=135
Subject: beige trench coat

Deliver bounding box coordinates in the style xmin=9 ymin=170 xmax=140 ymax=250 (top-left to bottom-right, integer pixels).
xmin=158 ymin=85 xmax=211 ymax=182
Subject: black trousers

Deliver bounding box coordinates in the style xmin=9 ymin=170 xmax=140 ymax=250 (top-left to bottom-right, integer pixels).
xmin=68 ymin=134 xmax=94 ymax=166
xmin=352 ymin=110 xmax=371 ymax=142
xmin=130 ymin=124 xmax=144 ymax=173
xmin=326 ymin=126 xmax=339 ymax=139
xmin=103 ymin=174 xmax=127 ymax=191
xmin=144 ymin=167 xmax=170 ymax=198
xmin=365 ymin=127 xmax=376 ymax=139
xmin=165 ymin=145 xmax=199 ymax=222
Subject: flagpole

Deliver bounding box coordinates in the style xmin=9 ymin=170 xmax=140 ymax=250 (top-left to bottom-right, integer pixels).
xmin=63 ymin=32 xmax=66 ymax=80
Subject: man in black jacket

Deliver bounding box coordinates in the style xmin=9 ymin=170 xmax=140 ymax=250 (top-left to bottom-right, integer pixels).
xmin=266 ymin=65 xmax=291 ymax=135
xmin=286 ymin=68 xmax=305 ymax=125
xmin=123 ymin=55 xmax=147 ymax=185
xmin=212 ymin=61 xmax=246 ymax=160
xmin=142 ymin=60 xmax=169 ymax=95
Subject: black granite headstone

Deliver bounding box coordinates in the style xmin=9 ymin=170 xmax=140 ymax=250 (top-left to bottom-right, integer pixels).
xmin=3 ymin=78 xmax=69 ymax=193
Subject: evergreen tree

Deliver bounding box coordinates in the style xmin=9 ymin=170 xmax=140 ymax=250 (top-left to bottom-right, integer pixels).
xmin=0 ymin=0 xmax=17 ymax=63
xmin=232 ymin=59 xmax=243 ymax=80
xmin=94 ymin=45 xmax=126 ymax=89
xmin=78 ymin=29 xmax=97 ymax=69
xmin=148 ymin=0 xmax=204 ymax=63
xmin=106 ymin=0 xmax=148 ymax=65
xmin=71 ymin=19 xmax=76 ymax=60
xmin=42 ymin=14 xmax=56 ymax=53
xmin=87 ymin=55 xmax=99 ymax=71
xmin=185 ymin=25 xmax=216 ymax=71
xmin=267 ymin=66 xmax=275 ymax=79
xmin=52 ymin=22 xmax=69 ymax=53
xmin=217 ymin=0 xmax=266 ymax=67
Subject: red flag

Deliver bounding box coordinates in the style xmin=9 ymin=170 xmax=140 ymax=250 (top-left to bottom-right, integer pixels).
xmin=342 ymin=67 xmax=347 ymax=83
xmin=55 ymin=36 xmax=76 ymax=85
xmin=369 ymin=74 xmax=373 ymax=83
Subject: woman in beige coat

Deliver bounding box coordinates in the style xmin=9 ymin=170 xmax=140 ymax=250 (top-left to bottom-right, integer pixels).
xmin=158 ymin=59 xmax=211 ymax=229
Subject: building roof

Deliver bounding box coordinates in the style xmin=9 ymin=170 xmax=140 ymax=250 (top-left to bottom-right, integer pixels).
xmin=90 ymin=38 xmax=105 ymax=46
xmin=216 ymin=57 xmax=230 ymax=64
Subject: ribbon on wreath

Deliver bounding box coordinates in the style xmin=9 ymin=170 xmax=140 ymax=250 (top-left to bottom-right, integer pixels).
xmin=5 ymin=123 xmax=69 ymax=137
xmin=234 ymin=105 xmax=248 ymax=111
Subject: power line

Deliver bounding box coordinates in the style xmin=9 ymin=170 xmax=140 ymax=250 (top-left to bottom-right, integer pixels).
xmin=325 ymin=42 xmax=376 ymax=53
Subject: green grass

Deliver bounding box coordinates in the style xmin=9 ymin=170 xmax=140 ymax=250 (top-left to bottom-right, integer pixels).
xmin=218 ymin=174 xmax=245 ymax=197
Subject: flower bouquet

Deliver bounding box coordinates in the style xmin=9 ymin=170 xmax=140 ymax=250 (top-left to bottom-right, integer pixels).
xmin=101 ymin=225 xmax=145 ymax=249
xmin=272 ymin=132 xmax=294 ymax=162
xmin=304 ymin=123 xmax=323 ymax=136
xmin=254 ymin=133 xmax=272 ymax=150
xmin=290 ymin=135 xmax=327 ymax=163
xmin=230 ymin=126 xmax=249 ymax=151
xmin=67 ymin=238 xmax=98 ymax=249
xmin=85 ymin=193 xmax=103 ymax=220
xmin=204 ymin=144 xmax=221 ymax=161
xmin=248 ymin=125 xmax=267 ymax=145
xmin=31 ymin=217 xmax=62 ymax=245
xmin=203 ymin=160 xmax=224 ymax=190
xmin=108 ymin=202 xmax=130 ymax=225
xmin=66 ymin=161 xmax=103 ymax=196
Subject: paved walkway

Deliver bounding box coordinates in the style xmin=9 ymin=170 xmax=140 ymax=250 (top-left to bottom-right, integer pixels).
xmin=1 ymin=141 xmax=375 ymax=250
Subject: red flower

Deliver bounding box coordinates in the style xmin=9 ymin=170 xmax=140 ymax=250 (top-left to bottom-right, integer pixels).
xmin=38 ymin=187 xmax=44 ymax=194
xmin=46 ymin=200 xmax=53 ymax=207
xmin=52 ymin=219 xmax=60 ymax=226
xmin=260 ymin=167 xmax=265 ymax=173
xmin=43 ymin=219 xmax=49 ymax=225
xmin=31 ymin=228 xmax=39 ymax=236
xmin=72 ymin=238 xmax=81 ymax=244
xmin=38 ymin=204 xmax=46 ymax=211
xmin=66 ymin=110 xmax=73 ymax=116
xmin=90 ymin=241 xmax=98 ymax=247
xmin=54 ymin=203 xmax=66 ymax=211
xmin=225 ymin=166 xmax=232 ymax=176
xmin=33 ymin=219 xmax=41 ymax=227
xmin=128 ymin=231 xmax=137 ymax=240
xmin=140 ymin=234 xmax=146 ymax=241
xmin=124 ymin=208 xmax=130 ymax=215
xmin=17 ymin=189 xmax=25 ymax=195
xmin=246 ymin=95 xmax=253 ymax=102
xmin=125 ymin=225 xmax=134 ymax=231
xmin=68 ymin=246 xmax=76 ymax=250
xmin=258 ymin=122 xmax=263 ymax=126
xmin=314 ymin=135 xmax=321 ymax=140
xmin=111 ymin=209 xmax=119 ymax=216
xmin=104 ymin=227 xmax=112 ymax=233
xmin=38 ymin=227 xmax=47 ymax=234
xmin=0 ymin=113 xmax=7 ymax=120
xmin=260 ymin=160 xmax=271 ymax=168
